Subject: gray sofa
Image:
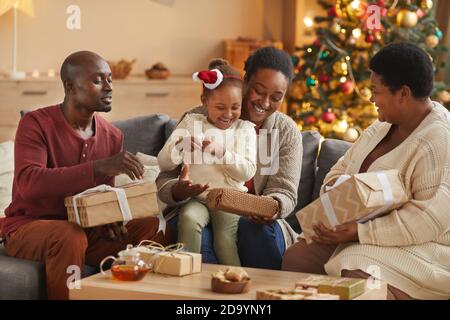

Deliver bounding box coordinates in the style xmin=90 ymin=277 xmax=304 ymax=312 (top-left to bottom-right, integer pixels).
xmin=0 ymin=113 xmax=351 ymax=300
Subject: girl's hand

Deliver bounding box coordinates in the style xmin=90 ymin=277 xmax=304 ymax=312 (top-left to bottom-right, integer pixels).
xmin=171 ymin=164 xmax=209 ymax=202
xmin=202 ymin=139 xmax=225 ymax=158
xmin=311 ymin=222 xmax=359 ymax=244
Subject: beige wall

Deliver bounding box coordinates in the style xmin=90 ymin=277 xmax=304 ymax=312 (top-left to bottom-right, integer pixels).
xmin=0 ymin=0 xmax=266 ymax=76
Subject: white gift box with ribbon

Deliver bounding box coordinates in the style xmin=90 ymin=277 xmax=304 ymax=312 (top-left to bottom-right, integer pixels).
xmin=65 ymin=182 xmax=159 ymax=228
xmin=296 ymin=170 xmax=409 ymax=244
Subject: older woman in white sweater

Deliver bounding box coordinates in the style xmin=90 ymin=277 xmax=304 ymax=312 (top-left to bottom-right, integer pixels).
xmin=282 ymin=42 xmax=450 ymax=300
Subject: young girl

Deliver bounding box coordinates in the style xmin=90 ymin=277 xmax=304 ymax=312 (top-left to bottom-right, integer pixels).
xmin=158 ymin=59 xmax=257 ymax=266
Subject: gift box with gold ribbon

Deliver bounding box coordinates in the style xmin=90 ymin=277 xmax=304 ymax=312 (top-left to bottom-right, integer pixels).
xmin=135 ymin=241 xmax=202 ymax=276
xmin=296 ymin=170 xmax=408 ymax=243
xmin=296 ymin=275 xmax=366 ymax=300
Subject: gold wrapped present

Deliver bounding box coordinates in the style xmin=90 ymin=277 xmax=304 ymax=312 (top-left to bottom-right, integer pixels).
xmin=296 ymin=170 xmax=408 ymax=243
xmin=256 ymin=289 xmax=306 ymax=300
xmin=135 ymin=242 xmax=202 ymax=276
xmin=65 ymin=182 xmax=159 ymax=228
xmin=206 ymin=188 xmax=279 ymax=218
xmin=296 ymin=275 xmax=366 ymax=300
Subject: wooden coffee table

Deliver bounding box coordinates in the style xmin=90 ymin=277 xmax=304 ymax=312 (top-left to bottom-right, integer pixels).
xmin=69 ymin=263 xmax=387 ymax=300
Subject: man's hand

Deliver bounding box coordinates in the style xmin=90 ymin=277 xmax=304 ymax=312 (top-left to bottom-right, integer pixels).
xmin=171 ymin=164 xmax=209 ymax=202
xmin=101 ymin=222 xmax=128 ymax=242
xmin=311 ymin=221 xmax=359 ymax=244
xmin=93 ymin=151 xmax=144 ymax=181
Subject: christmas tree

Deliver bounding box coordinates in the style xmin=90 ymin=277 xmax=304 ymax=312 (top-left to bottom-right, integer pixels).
xmin=288 ymin=0 xmax=449 ymax=142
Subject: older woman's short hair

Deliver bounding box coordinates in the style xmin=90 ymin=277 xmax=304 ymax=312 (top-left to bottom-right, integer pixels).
xmin=369 ymin=42 xmax=434 ymax=98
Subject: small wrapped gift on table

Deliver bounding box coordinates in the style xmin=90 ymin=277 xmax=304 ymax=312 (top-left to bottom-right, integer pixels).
xmin=206 ymin=188 xmax=279 ymax=218
xmin=296 ymin=275 xmax=366 ymax=300
xmin=135 ymin=242 xmax=202 ymax=276
xmin=65 ymin=182 xmax=159 ymax=228
xmin=296 ymin=170 xmax=408 ymax=243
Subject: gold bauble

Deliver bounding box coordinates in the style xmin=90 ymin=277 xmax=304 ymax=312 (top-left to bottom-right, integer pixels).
xmin=343 ymin=128 xmax=359 ymax=142
xmin=396 ymin=10 xmax=418 ymax=28
xmin=331 ymin=21 xmax=342 ymax=35
xmin=332 ymin=60 xmax=348 ymax=75
xmin=360 ymin=87 xmax=372 ymax=101
xmin=437 ymin=90 xmax=450 ymax=103
xmin=422 ymin=0 xmax=433 ymax=10
xmin=426 ymin=35 xmax=439 ymax=48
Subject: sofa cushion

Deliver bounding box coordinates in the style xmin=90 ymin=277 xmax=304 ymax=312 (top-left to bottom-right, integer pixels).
xmin=113 ymin=114 xmax=170 ymax=156
xmin=165 ymin=119 xmax=178 ymax=142
xmin=285 ymin=131 xmax=321 ymax=232
xmin=312 ymin=139 xmax=351 ymax=200
xmin=0 ymin=245 xmax=99 ymax=300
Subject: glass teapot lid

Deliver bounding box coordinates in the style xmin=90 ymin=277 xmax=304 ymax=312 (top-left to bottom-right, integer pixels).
xmin=118 ymin=244 xmax=141 ymax=259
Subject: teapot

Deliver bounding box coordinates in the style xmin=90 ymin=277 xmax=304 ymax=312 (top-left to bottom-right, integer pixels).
xmin=100 ymin=244 xmax=151 ymax=281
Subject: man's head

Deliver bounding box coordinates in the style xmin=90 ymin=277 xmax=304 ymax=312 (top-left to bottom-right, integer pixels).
xmin=61 ymin=51 xmax=113 ymax=113
xmin=369 ymin=42 xmax=434 ymax=123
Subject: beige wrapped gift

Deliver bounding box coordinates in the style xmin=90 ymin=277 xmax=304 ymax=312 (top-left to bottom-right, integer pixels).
xmin=206 ymin=188 xmax=279 ymax=218
xmin=135 ymin=244 xmax=202 ymax=276
xmin=297 ymin=170 xmax=408 ymax=244
xmin=65 ymin=182 xmax=159 ymax=228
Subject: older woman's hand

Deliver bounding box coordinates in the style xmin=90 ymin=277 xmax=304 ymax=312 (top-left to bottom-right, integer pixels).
xmin=171 ymin=164 xmax=209 ymax=202
xmin=311 ymin=221 xmax=359 ymax=244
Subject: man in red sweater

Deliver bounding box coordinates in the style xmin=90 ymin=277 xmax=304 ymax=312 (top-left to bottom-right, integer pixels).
xmin=0 ymin=51 xmax=170 ymax=299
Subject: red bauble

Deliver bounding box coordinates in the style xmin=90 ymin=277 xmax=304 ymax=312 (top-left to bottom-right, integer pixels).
xmin=381 ymin=8 xmax=387 ymax=17
xmin=377 ymin=0 xmax=386 ymax=7
xmin=416 ymin=9 xmax=425 ymax=19
xmin=319 ymin=74 xmax=331 ymax=83
xmin=321 ymin=111 xmax=336 ymax=123
xmin=340 ymin=81 xmax=355 ymax=95
xmin=305 ymin=115 xmax=317 ymax=124
xmin=365 ymin=33 xmax=375 ymax=43
xmin=313 ymin=39 xmax=321 ymax=47
xmin=328 ymin=7 xmax=337 ymax=18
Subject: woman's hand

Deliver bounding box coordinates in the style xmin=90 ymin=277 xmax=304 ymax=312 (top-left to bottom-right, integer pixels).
xmin=171 ymin=164 xmax=209 ymax=202
xmin=249 ymin=198 xmax=280 ymax=225
xmin=249 ymin=213 xmax=278 ymax=225
xmin=311 ymin=221 xmax=359 ymax=244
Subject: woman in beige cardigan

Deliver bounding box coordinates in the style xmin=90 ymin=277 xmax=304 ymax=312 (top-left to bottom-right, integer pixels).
xmin=282 ymin=42 xmax=450 ymax=300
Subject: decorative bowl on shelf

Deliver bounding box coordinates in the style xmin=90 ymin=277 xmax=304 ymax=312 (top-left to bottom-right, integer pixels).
xmin=108 ymin=59 xmax=136 ymax=80
xmin=145 ymin=62 xmax=171 ymax=80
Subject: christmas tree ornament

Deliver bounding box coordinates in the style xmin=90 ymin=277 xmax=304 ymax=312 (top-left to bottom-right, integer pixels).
xmin=331 ymin=21 xmax=342 ymax=34
xmin=437 ymin=90 xmax=450 ymax=103
xmin=343 ymin=127 xmax=359 ymax=142
xmin=340 ymin=80 xmax=355 ymax=95
xmin=416 ymin=9 xmax=425 ymax=19
xmin=435 ymin=29 xmax=443 ymax=40
xmin=313 ymin=39 xmax=321 ymax=47
xmin=377 ymin=0 xmax=385 ymax=7
xmin=305 ymin=115 xmax=318 ymax=124
xmin=319 ymin=74 xmax=331 ymax=83
xmin=348 ymin=36 xmax=357 ymax=45
xmin=320 ymin=50 xmax=330 ymax=60
xmin=360 ymin=87 xmax=372 ymax=100
xmin=328 ymin=7 xmax=338 ymax=18
xmin=306 ymin=76 xmax=317 ymax=87
xmin=292 ymin=55 xmax=300 ymax=66
xmin=365 ymin=33 xmax=375 ymax=43
xmin=426 ymin=35 xmax=439 ymax=48
xmin=421 ymin=0 xmax=433 ymax=10
xmin=321 ymin=110 xmax=337 ymax=123
xmin=396 ymin=10 xmax=418 ymax=28
xmin=296 ymin=121 xmax=303 ymax=131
